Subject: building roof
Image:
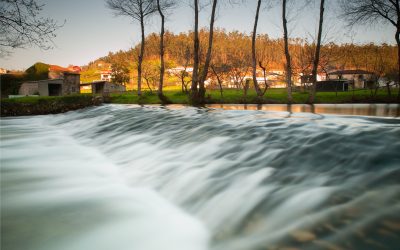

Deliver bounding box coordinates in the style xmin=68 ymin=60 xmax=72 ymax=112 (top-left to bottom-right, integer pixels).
xmin=328 ymin=69 xmax=374 ymax=75
xmin=49 ymin=65 xmax=81 ymax=73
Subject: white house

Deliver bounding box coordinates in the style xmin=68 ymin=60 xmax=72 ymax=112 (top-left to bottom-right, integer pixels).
xmin=327 ymin=70 xmax=376 ymax=89
xmin=100 ymin=70 xmax=112 ymax=82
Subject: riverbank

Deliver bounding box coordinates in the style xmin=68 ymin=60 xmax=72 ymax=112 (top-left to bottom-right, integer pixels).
xmin=1 ymin=95 xmax=103 ymax=117
xmin=110 ymin=88 xmax=400 ymax=104
xmin=1 ymin=88 xmax=398 ymax=116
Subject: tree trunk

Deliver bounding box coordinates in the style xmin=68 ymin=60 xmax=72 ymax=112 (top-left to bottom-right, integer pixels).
xmin=190 ymin=0 xmax=200 ymax=104
xmin=181 ymin=73 xmax=185 ymax=92
xmin=387 ymin=81 xmax=392 ymax=96
xmin=252 ymin=0 xmax=262 ymax=96
xmin=396 ymin=28 xmax=400 ymax=100
xmin=211 ymin=65 xmax=223 ymax=99
xmin=309 ymin=0 xmax=325 ymax=103
xmin=138 ymin=16 xmax=145 ymax=96
xmin=282 ymin=0 xmax=293 ymax=103
xmin=199 ymin=0 xmax=218 ymax=103
xmin=259 ymin=62 xmax=269 ymax=96
xmin=145 ymin=78 xmax=152 ymax=93
xmin=157 ymin=0 xmax=169 ymax=103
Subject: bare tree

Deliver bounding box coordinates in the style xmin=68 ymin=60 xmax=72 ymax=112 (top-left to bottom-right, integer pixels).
xmin=156 ymin=0 xmax=175 ymax=103
xmin=0 ymin=0 xmax=63 ymax=57
xmin=198 ymin=0 xmax=218 ymax=103
xmin=282 ymin=0 xmax=293 ymax=103
xmin=106 ymin=0 xmax=157 ymax=96
xmin=251 ymin=0 xmax=264 ymax=98
xmin=340 ymin=0 xmax=400 ymax=99
xmin=309 ymin=0 xmax=325 ymax=103
xmin=190 ymin=0 xmax=201 ymax=104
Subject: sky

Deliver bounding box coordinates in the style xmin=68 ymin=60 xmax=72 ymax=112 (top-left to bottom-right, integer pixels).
xmin=0 ymin=0 xmax=396 ymax=71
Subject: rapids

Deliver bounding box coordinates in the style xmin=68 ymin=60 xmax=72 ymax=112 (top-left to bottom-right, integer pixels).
xmin=1 ymin=104 xmax=400 ymax=250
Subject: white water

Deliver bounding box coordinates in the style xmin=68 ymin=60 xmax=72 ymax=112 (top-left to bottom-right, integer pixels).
xmin=1 ymin=104 xmax=400 ymax=250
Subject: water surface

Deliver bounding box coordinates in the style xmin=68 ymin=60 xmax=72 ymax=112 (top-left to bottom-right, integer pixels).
xmin=1 ymin=104 xmax=400 ymax=250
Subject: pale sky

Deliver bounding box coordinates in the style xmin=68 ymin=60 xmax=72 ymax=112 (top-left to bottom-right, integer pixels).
xmin=0 ymin=0 xmax=395 ymax=70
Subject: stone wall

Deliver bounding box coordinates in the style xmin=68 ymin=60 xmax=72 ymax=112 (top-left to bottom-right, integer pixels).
xmin=19 ymin=82 xmax=39 ymax=95
xmin=1 ymin=95 xmax=103 ymax=117
xmin=104 ymin=82 xmax=126 ymax=93
xmin=63 ymin=73 xmax=80 ymax=95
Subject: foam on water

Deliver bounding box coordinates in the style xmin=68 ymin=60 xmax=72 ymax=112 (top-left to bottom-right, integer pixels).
xmin=1 ymin=115 xmax=209 ymax=250
xmin=1 ymin=104 xmax=400 ymax=250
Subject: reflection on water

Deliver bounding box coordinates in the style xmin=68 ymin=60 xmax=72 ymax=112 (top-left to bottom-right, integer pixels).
xmin=1 ymin=104 xmax=400 ymax=250
xmin=207 ymin=104 xmax=400 ymax=117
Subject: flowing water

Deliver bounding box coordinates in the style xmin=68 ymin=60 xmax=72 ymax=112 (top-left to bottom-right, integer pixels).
xmin=1 ymin=104 xmax=400 ymax=250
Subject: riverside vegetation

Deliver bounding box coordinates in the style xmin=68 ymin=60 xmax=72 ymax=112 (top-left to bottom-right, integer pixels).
xmin=1 ymin=87 xmax=398 ymax=117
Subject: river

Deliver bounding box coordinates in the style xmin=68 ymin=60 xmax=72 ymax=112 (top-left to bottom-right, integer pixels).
xmin=1 ymin=104 xmax=400 ymax=250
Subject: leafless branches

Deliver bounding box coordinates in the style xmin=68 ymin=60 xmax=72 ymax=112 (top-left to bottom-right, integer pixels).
xmin=0 ymin=0 xmax=63 ymax=57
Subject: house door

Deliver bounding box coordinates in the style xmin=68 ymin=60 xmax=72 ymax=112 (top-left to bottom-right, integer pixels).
xmin=48 ymin=84 xmax=62 ymax=96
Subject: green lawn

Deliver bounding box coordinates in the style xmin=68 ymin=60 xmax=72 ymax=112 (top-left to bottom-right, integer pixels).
xmin=2 ymin=88 xmax=398 ymax=107
xmin=109 ymin=88 xmax=400 ymax=104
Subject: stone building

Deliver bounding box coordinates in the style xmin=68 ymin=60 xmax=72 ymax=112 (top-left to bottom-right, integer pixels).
xmin=81 ymin=81 xmax=126 ymax=94
xmin=19 ymin=71 xmax=80 ymax=96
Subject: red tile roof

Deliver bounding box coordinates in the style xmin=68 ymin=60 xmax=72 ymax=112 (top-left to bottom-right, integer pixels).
xmin=49 ymin=65 xmax=81 ymax=73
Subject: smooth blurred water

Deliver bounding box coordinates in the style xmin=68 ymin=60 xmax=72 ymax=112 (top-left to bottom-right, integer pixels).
xmin=1 ymin=104 xmax=400 ymax=250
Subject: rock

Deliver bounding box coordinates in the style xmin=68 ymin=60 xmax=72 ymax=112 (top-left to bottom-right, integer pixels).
xmin=313 ymin=240 xmax=343 ymax=250
xmin=290 ymin=230 xmax=316 ymax=242
xmin=382 ymin=220 xmax=400 ymax=230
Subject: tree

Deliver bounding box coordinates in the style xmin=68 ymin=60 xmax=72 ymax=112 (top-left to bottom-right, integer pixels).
xmin=282 ymin=0 xmax=293 ymax=103
xmin=340 ymin=0 xmax=400 ymax=99
xmin=106 ymin=0 xmax=158 ymax=96
xmin=251 ymin=0 xmax=265 ymax=98
xmin=156 ymin=0 xmax=175 ymax=103
xmin=111 ymin=63 xmax=130 ymax=86
xmin=198 ymin=0 xmax=218 ymax=103
xmin=0 ymin=0 xmax=62 ymax=57
xmin=309 ymin=0 xmax=325 ymax=103
xmin=190 ymin=0 xmax=201 ymax=104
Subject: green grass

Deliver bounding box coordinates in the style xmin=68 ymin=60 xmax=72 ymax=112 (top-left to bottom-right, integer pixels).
xmin=110 ymin=88 xmax=399 ymax=104
xmin=2 ymin=88 xmax=398 ymax=107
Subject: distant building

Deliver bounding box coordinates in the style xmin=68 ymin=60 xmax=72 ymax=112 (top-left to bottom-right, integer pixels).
xmin=167 ymin=67 xmax=193 ymax=75
xmin=0 ymin=68 xmax=7 ymax=74
xmin=327 ymin=69 xmax=376 ymax=89
xmin=241 ymin=70 xmax=285 ymax=88
xmin=100 ymin=70 xmax=112 ymax=82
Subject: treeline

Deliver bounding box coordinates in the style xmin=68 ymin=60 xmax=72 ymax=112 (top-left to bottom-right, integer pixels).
xmin=91 ymin=29 xmax=397 ymax=79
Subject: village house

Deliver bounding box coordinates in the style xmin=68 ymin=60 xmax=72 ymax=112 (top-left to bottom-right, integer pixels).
xmin=100 ymin=70 xmax=112 ymax=82
xmin=167 ymin=66 xmax=194 ymax=75
xmin=327 ymin=69 xmax=376 ymax=89
xmin=19 ymin=65 xmax=81 ymax=96
xmin=240 ymin=70 xmax=285 ymax=88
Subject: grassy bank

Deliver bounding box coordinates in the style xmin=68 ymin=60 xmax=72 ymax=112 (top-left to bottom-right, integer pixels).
xmin=110 ymin=88 xmax=400 ymax=104
xmin=1 ymin=94 xmax=102 ymax=117
xmin=1 ymin=88 xmax=398 ymax=116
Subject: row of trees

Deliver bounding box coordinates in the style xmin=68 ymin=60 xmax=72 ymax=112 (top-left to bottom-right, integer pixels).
xmin=104 ymin=0 xmax=399 ymax=104
xmin=96 ymin=30 xmax=397 ymax=89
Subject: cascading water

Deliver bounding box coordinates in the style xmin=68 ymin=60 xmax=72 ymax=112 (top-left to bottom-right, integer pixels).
xmin=1 ymin=104 xmax=400 ymax=250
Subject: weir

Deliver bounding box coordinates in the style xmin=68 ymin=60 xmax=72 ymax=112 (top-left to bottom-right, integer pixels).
xmin=1 ymin=104 xmax=400 ymax=250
